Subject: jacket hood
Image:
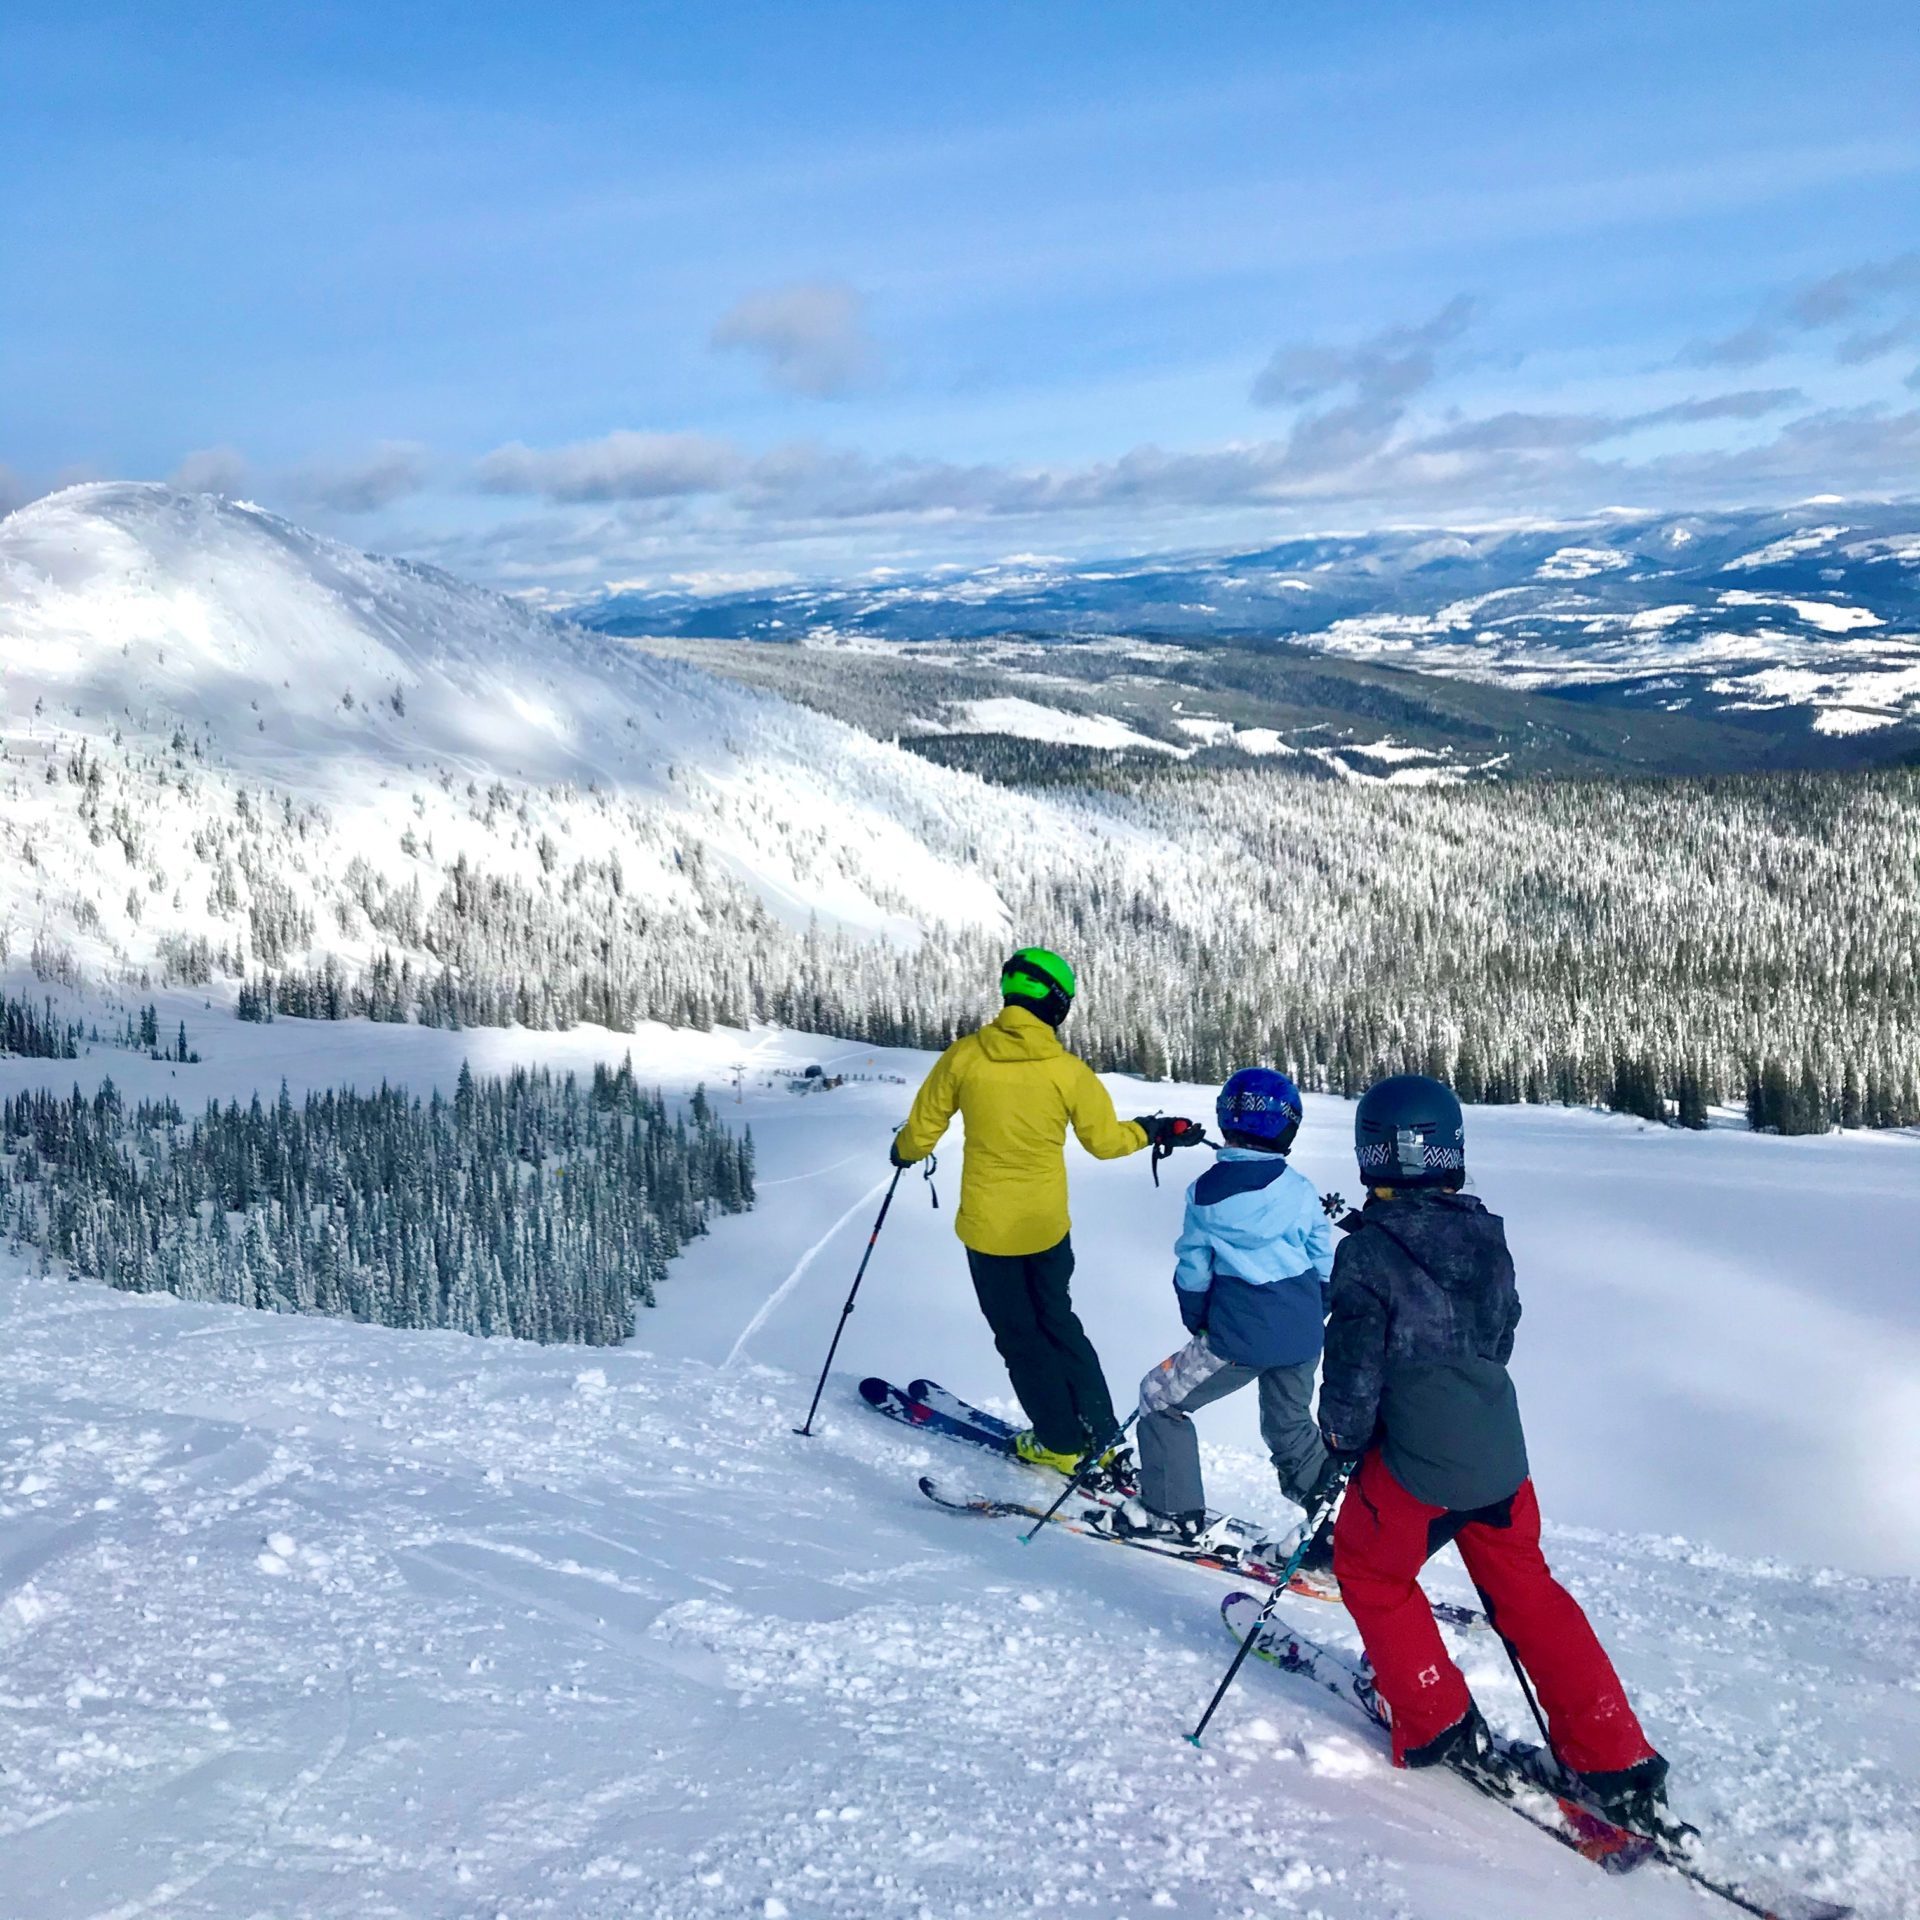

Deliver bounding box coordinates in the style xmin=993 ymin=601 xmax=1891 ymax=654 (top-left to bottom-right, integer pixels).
xmin=1364 ymin=1190 xmax=1506 ymax=1290
xmin=975 ymin=1003 xmax=1065 ymax=1063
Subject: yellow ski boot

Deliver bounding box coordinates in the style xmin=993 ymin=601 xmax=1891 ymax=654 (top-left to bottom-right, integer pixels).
xmin=1012 ymin=1430 xmax=1084 ymax=1476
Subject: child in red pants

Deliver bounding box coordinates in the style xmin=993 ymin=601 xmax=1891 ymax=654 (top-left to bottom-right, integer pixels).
xmin=1318 ymin=1074 xmax=1676 ymax=1835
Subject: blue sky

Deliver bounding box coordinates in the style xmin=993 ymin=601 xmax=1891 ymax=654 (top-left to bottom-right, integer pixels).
xmin=5 ymin=1 xmax=1918 ymax=591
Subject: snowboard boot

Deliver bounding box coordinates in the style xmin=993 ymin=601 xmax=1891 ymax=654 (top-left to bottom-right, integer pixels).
xmin=1576 ymin=1753 xmax=1697 ymax=1851
xmin=1403 ymin=1700 xmax=1507 ymax=1794
xmin=1012 ymin=1430 xmax=1084 ymax=1476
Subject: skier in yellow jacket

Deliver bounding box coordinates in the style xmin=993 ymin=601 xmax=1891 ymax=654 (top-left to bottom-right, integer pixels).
xmin=891 ymin=948 xmax=1203 ymax=1472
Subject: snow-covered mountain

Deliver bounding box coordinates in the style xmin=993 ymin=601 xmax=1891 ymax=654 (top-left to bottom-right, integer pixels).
xmin=0 ymin=484 xmax=1010 ymax=986
xmin=579 ymin=504 xmax=1920 ymax=751
xmin=9 ymin=484 xmax=1919 ymax=1141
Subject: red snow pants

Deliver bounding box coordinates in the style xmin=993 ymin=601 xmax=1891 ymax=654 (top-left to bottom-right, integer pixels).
xmin=1333 ymin=1449 xmax=1657 ymax=1775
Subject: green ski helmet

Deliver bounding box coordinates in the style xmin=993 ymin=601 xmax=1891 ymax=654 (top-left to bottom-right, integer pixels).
xmin=1000 ymin=946 xmax=1076 ymax=1027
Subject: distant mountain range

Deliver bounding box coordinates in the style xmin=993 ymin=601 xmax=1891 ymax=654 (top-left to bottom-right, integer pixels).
xmin=579 ymin=504 xmax=1920 ymax=768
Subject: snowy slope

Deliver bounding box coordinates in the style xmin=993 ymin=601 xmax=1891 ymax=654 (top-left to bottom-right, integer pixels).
xmin=2 ymin=1011 xmax=1915 ymax=1919
xmin=0 ymin=484 xmax=1010 ymax=977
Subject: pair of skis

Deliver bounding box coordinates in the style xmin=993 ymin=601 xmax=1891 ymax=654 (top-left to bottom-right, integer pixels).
xmin=1219 ymin=1594 xmax=1849 ymax=1920
xmin=861 ymin=1375 xmax=1850 ymax=1920
xmin=860 ymin=1375 xmax=1484 ymax=1625
xmin=1222 ymin=1590 xmax=1658 ymax=1873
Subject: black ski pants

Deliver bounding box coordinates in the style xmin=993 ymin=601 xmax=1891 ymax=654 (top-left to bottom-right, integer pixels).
xmin=965 ymin=1234 xmax=1118 ymax=1455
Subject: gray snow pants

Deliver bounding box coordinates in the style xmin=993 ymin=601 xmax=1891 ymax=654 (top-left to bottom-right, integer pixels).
xmin=1136 ymin=1332 xmax=1328 ymax=1519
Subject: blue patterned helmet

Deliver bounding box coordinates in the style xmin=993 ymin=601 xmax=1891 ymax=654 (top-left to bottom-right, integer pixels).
xmin=1355 ymin=1074 xmax=1465 ymax=1188
xmin=1216 ymin=1067 xmax=1304 ymax=1152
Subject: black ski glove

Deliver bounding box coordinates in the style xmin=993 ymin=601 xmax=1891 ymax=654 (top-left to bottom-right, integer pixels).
xmin=889 ymin=1133 xmax=916 ymax=1169
xmin=1133 ymin=1114 xmax=1204 ymax=1150
xmin=1319 ymin=1428 xmax=1369 ymax=1465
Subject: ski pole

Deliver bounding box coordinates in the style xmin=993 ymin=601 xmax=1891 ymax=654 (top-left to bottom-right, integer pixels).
xmin=1017 ymin=1410 xmax=1140 ymax=1545
xmin=1475 ymin=1584 xmax=1556 ymax=1756
xmin=791 ymin=1166 xmax=904 ymax=1438
xmin=1186 ymin=1461 xmax=1353 ymax=1747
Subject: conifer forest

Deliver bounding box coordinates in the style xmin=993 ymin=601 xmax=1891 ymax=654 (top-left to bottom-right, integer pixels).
xmin=0 ymin=1064 xmax=755 ymax=1345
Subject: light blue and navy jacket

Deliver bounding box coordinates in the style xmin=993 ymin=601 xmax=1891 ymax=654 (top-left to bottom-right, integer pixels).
xmin=1172 ymin=1147 xmax=1337 ymax=1369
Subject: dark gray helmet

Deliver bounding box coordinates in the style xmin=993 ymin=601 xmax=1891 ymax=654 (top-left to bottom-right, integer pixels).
xmin=1354 ymin=1074 xmax=1465 ymax=1188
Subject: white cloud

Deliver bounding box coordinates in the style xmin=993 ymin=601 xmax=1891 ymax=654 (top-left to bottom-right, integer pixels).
xmin=1252 ymin=295 xmax=1479 ymax=408
xmin=453 ymin=391 xmax=1920 ymax=589
xmin=1681 ymin=323 xmax=1782 ymax=370
xmin=1786 ymin=252 xmax=1920 ymax=328
xmin=1633 ymin=389 xmax=1804 ymax=426
xmin=291 ymin=441 xmax=432 ymax=514
xmin=171 ymin=444 xmax=253 ymax=495
xmin=1682 ymin=252 xmax=1920 ymax=370
xmin=711 ymin=281 xmax=879 ymax=398
xmin=476 ymin=430 xmax=742 ymax=503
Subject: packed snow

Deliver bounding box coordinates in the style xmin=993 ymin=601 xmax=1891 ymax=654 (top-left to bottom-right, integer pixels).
xmin=1721 ymin=529 xmax=1851 ymax=573
xmin=1536 ymin=546 xmax=1631 ymax=580
xmin=950 ymin=697 xmax=1185 ymax=754
xmin=1 ymin=1003 xmax=1915 ymax=1918
xmin=1812 ymin=708 xmax=1903 ymax=736
xmin=1718 ymin=591 xmax=1884 ymax=635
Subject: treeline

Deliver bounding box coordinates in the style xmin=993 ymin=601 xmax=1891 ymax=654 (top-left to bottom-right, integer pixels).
xmin=219 ymin=767 xmax=1920 ymax=1136
xmin=32 ymin=685 xmax=1920 ymax=1138
xmin=899 ymin=733 xmax=1170 ymax=790
xmin=0 ymin=1062 xmax=755 ymax=1345
xmin=0 ymin=992 xmax=84 ymax=1060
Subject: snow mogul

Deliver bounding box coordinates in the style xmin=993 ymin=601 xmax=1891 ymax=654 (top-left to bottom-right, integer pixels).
xmin=889 ymin=947 xmax=1202 ymax=1474
xmin=1110 ymin=1067 xmax=1347 ymax=1578
xmin=1318 ymin=1072 xmax=1679 ymax=1834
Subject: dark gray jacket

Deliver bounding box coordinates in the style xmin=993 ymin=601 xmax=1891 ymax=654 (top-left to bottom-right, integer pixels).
xmin=1317 ymin=1191 xmax=1527 ymax=1512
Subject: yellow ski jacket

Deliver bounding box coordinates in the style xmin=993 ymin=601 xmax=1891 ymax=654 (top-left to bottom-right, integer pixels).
xmin=893 ymin=1004 xmax=1149 ymax=1256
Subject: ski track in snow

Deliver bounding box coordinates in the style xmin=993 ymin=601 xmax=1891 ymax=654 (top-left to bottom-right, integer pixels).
xmin=722 ymin=1174 xmax=893 ymax=1369
xmin=0 ymin=1012 xmax=1915 ymax=1918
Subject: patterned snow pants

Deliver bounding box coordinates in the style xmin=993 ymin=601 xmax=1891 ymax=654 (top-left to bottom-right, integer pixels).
xmin=1135 ymin=1332 xmax=1327 ymax=1517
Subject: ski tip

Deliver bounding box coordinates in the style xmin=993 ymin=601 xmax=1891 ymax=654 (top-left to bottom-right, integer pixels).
xmin=856 ymin=1376 xmax=893 ymax=1407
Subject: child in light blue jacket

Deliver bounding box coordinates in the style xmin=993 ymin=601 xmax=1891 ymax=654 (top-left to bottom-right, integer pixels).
xmin=1114 ymin=1068 xmax=1342 ymax=1570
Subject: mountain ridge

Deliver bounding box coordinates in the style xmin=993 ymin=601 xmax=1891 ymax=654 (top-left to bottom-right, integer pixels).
xmin=0 ymin=483 xmax=1017 ymax=989
xmin=577 ymin=501 xmax=1920 ymax=763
